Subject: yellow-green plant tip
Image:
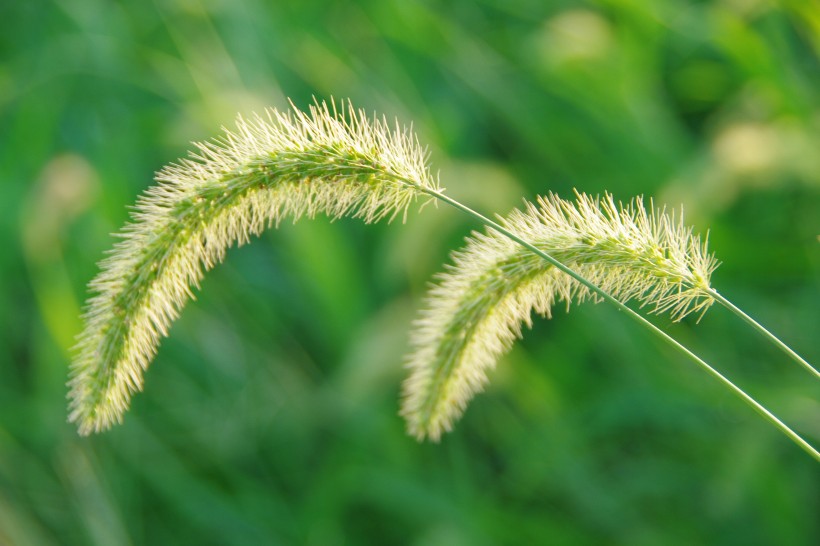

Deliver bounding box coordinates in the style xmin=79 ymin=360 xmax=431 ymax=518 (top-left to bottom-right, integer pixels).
xmin=401 ymin=192 xmax=718 ymax=441
xmin=68 ymin=99 xmax=439 ymax=435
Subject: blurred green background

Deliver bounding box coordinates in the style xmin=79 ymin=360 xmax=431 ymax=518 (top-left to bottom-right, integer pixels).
xmin=2 ymin=0 xmax=819 ymax=544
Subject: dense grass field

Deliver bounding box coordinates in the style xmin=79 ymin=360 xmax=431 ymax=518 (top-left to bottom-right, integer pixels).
xmin=1 ymin=1 xmax=818 ymax=544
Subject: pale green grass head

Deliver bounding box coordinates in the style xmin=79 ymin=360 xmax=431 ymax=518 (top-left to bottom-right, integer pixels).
xmin=401 ymin=192 xmax=717 ymax=440
xmin=69 ymin=100 xmax=439 ymax=435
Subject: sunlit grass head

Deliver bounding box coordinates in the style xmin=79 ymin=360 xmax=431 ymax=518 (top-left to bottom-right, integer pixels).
xmin=69 ymin=99 xmax=439 ymax=435
xmin=401 ymin=192 xmax=717 ymax=440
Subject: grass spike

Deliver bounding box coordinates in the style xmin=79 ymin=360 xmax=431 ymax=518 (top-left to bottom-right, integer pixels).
xmin=401 ymin=191 xmax=718 ymax=440
xmin=68 ymin=99 xmax=439 ymax=435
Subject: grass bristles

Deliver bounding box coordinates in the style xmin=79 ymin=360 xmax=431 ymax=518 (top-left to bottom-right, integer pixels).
xmin=68 ymin=99 xmax=439 ymax=435
xmin=401 ymin=192 xmax=718 ymax=441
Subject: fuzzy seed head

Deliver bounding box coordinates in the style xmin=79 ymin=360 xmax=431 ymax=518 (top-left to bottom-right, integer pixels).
xmin=401 ymin=191 xmax=718 ymax=441
xmin=69 ymin=99 xmax=439 ymax=435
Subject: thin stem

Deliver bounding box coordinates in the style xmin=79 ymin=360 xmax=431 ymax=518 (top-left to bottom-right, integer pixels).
xmin=707 ymin=288 xmax=819 ymax=379
xmin=419 ymin=187 xmax=819 ymax=462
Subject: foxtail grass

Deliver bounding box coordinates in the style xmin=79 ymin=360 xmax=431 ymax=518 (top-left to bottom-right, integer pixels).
xmin=69 ymin=100 xmax=439 ymax=435
xmin=401 ymin=192 xmax=718 ymax=440
xmin=69 ymin=100 xmax=817 ymax=461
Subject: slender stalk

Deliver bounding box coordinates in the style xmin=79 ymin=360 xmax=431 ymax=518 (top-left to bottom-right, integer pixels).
xmin=707 ymin=289 xmax=819 ymax=379
xmin=419 ymin=186 xmax=819 ymax=462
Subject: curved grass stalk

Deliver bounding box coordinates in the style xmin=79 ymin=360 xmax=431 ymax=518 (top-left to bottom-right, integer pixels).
xmin=707 ymin=289 xmax=819 ymax=379
xmin=68 ymin=99 xmax=440 ymax=435
xmin=402 ymin=189 xmax=819 ymax=462
xmin=401 ymin=191 xmax=717 ymax=439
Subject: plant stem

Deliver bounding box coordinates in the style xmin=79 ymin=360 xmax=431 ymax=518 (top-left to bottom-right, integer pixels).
xmin=707 ymin=289 xmax=819 ymax=379
xmin=420 ymin=187 xmax=819 ymax=462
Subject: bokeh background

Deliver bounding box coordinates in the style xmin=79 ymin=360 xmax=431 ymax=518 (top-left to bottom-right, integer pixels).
xmin=2 ymin=0 xmax=819 ymax=544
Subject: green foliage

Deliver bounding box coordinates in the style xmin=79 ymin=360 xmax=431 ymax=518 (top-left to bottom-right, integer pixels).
xmin=2 ymin=0 xmax=818 ymax=544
